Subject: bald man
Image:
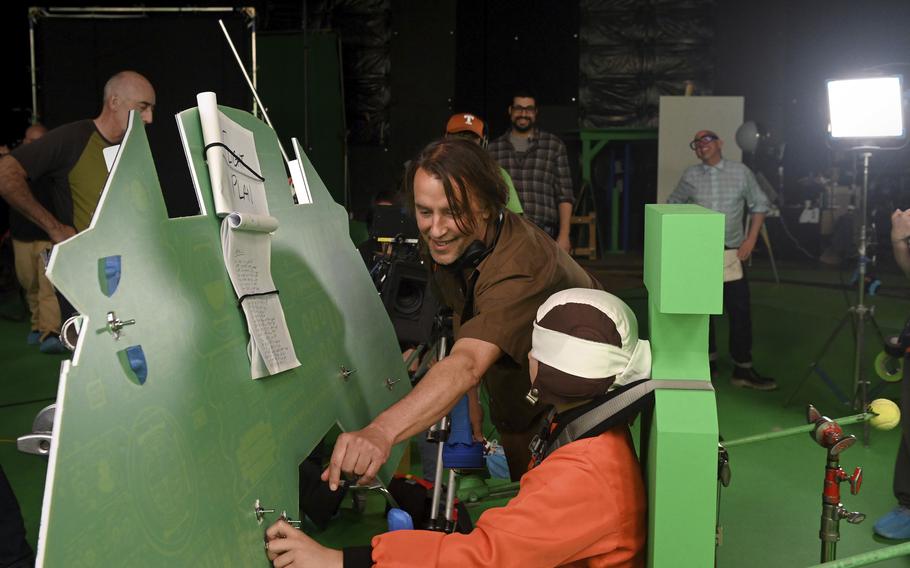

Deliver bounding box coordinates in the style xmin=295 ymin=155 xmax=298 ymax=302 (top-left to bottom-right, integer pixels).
xmin=22 ymin=123 xmax=48 ymax=146
xmin=1 ymin=70 xmax=155 ymax=352
xmin=667 ymin=129 xmax=775 ymax=391
xmin=1 ymin=70 xmax=155 ymax=243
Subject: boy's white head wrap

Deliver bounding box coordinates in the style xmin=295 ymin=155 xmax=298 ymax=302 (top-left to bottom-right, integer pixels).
xmin=530 ymin=289 xmax=651 ymax=397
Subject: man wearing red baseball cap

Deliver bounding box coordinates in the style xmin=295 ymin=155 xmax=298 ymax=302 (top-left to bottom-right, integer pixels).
xmin=667 ymin=129 xmax=776 ymax=391
xmin=445 ymin=113 xmax=523 ymax=215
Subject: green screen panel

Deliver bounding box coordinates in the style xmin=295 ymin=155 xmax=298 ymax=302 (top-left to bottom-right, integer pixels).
xmin=644 ymin=204 xmax=724 ymax=316
xmin=644 ymin=203 xmax=721 ymax=567
xmin=39 ymin=107 xmax=406 ymax=566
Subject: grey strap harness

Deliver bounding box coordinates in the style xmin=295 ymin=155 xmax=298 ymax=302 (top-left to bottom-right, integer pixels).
xmin=544 ymin=379 xmax=715 ymax=457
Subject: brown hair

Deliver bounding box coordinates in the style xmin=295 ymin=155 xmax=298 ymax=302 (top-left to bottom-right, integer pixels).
xmin=403 ymin=138 xmax=508 ymax=234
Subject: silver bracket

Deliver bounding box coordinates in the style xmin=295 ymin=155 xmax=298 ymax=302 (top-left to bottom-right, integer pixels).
xmin=106 ymin=311 xmax=136 ymax=340
xmin=339 ymin=366 xmax=356 ymax=381
xmin=385 ymin=377 xmax=401 ymax=390
xmin=254 ymin=499 xmax=275 ymax=525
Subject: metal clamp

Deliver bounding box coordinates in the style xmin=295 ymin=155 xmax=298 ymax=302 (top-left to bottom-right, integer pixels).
xmin=254 ymin=499 xmax=275 ymax=525
xmin=385 ymin=377 xmax=401 ymax=390
xmin=339 ymin=366 xmax=356 ymax=381
xmin=17 ymin=404 xmax=55 ymax=456
xmin=60 ymin=314 xmax=84 ymax=351
xmin=106 ymin=311 xmax=136 ymax=340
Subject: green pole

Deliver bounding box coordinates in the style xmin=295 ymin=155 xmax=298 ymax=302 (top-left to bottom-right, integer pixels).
xmin=804 ymin=541 xmax=910 ymax=568
xmin=723 ymin=413 xmax=873 ymax=448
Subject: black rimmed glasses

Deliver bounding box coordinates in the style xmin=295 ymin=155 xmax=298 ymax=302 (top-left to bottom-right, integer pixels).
xmin=689 ymin=134 xmax=718 ymax=150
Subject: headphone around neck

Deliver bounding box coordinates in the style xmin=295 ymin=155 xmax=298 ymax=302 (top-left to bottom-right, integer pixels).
xmin=441 ymin=211 xmax=504 ymax=273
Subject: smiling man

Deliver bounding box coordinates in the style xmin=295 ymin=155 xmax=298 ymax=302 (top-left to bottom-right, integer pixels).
xmin=324 ymin=138 xmax=600 ymax=486
xmin=488 ymin=89 xmax=574 ymax=253
xmin=667 ymin=129 xmax=775 ymax=391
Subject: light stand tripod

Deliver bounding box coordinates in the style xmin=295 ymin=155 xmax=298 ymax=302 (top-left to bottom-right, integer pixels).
xmin=786 ymin=152 xmax=888 ymax=445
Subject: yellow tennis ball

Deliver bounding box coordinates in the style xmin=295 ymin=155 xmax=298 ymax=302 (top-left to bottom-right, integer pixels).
xmin=869 ymin=398 xmax=901 ymax=431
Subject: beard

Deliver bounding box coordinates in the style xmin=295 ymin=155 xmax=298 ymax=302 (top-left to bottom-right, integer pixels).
xmin=511 ymin=116 xmax=534 ymax=133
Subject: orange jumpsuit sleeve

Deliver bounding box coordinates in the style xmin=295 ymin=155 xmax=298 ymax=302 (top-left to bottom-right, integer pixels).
xmin=370 ymin=432 xmax=645 ymax=567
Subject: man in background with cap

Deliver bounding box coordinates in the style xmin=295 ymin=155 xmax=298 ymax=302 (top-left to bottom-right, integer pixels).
xmin=667 ymin=129 xmax=776 ymax=391
xmin=488 ymin=89 xmax=574 ymax=253
xmin=445 ymin=112 xmax=523 ymax=215
xmin=264 ymin=288 xmax=648 ymax=568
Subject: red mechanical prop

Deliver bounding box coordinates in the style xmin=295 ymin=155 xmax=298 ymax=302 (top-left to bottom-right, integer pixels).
xmin=807 ymin=405 xmax=866 ymax=563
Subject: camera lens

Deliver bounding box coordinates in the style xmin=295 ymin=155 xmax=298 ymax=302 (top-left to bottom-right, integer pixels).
xmin=394 ymin=279 xmax=424 ymax=316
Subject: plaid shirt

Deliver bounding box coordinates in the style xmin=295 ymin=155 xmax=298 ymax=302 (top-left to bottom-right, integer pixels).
xmin=667 ymin=159 xmax=770 ymax=248
xmin=488 ymin=130 xmax=574 ymax=229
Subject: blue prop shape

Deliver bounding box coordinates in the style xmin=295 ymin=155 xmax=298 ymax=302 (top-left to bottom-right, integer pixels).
xmin=101 ymin=255 xmax=122 ymax=297
xmin=442 ymin=395 xmax=485 ymax=469
xmin=386 ymin=508 xmax=414 ymax=531
xmin=124 ymin=345 xmax=148 ymax=385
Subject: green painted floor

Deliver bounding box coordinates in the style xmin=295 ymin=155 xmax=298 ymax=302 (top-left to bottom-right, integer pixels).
xmin=2 ymin=258 xmax=910 ymax=566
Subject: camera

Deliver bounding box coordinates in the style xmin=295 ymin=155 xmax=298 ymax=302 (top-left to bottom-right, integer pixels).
xmin=366 ymin=205 xmax=441 ymax=346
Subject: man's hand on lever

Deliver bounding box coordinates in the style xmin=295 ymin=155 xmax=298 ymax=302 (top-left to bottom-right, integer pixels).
xmin=321 ymin=422 xmax=394 ymax=490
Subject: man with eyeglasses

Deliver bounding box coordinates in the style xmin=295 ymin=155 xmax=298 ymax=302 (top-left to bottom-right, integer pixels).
xmin=488 ymin=89 xmax=574 ymax=253
xmin=0 ymin=70 xmax=156 ymax=353
xmin=667 ymin=130 xmax=776 ymax=391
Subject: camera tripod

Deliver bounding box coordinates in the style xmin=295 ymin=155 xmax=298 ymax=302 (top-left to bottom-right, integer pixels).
xmin=785 ymin=152 xmax=887 ymax=445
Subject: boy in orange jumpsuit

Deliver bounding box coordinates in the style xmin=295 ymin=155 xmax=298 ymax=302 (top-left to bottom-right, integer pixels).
xmin=266 ymin=288 xmax=649 ymax=567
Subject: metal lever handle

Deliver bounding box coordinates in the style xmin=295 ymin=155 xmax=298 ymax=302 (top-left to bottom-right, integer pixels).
xmin=848 ymin=466 xmax=863 ymax=495
xmin=254 ymin=499 xmax=275 ymax=525
xmin=837 ymin=506 xmax=866 ymax=524
xmin=280 ymin=511 xmax=302 ymax=528
xmin=106 ymin=311 xmax=136 ymax=340
xmin=17 ymin=434 xmax=52 ymax=456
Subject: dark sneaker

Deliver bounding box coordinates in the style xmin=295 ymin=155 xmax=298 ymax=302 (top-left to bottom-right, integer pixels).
xmin=27 ymin=330 xmax=41 ymax=345
xmin=709 ymin=360 xmax=719 ymax=379
xmin=731 ymin=366 xmax=777 ymax=391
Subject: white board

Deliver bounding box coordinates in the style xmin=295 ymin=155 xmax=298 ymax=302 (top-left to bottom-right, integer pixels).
xmin=657 ymin=96 xmax=744 ymax=203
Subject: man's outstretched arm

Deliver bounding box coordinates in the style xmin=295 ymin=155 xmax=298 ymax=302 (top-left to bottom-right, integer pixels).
xmin=322 ymin=337 xmax=501 ymax=490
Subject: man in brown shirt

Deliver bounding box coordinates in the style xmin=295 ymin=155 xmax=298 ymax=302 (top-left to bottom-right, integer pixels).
xmin=324 ymin=138 xmax=599 ymax=486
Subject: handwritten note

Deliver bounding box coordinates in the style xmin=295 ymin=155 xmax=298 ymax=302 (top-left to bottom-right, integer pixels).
xmin=221 ymin=216 xmax=300 ymax=378
xmin=198 ymin=91 xmax=300 ymax=379
xmin=198 ymin=92 xmax=267 ymax=217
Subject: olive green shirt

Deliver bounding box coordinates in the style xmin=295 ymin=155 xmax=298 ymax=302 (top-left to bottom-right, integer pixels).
xmin=11 ymin=119 xmax=113 ymax=233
